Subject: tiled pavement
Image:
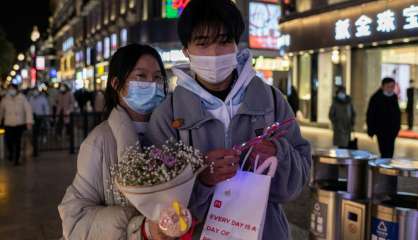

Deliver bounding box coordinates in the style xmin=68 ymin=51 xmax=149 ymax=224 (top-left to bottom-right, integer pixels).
xmin=0 ymin=126 xmax=416 ymax=239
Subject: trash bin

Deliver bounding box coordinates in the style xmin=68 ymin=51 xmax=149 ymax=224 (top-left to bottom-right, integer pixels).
xmin=368 ymin=159 xmax=418 ymax=240
xmin=310 ymin=149 xmax=377 ymax=240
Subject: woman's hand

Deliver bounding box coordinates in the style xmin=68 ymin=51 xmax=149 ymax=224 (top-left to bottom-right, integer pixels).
xmin=148 ymin=221 xmax=175 ymax=240
xmin=199 ymin=149 xmax=240 ymax=186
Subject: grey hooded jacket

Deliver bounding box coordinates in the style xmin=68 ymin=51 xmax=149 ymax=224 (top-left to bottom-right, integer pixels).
xmin=146 ymin=74 xmax=311 ymax=239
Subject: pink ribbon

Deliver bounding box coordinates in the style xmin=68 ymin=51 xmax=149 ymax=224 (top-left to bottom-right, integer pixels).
xmin=233 ymin=118 xmax=295 ymax=153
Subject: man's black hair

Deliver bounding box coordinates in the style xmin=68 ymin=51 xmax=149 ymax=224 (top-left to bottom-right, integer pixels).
xmin=382 ymin=77 xmax=395 ymax=86
xmin=177 ymin=0 xmax=245 ymax=47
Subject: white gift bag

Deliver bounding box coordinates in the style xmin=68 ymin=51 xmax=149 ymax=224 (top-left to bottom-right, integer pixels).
xmin=200 ymin=156 xmax=277 ymax=240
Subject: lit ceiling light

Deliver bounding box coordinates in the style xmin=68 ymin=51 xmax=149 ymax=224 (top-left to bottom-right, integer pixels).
xmin=7 ymin=76 xmax=12 ymax=81
xmin=319 ymin=48 xmax=325 ymax=53
xmin=403 ymin=38 xmax=410 ymax=43
xmin=13 ymin=64 xmax=19 ymax=70
xmin=358 ymin=44 xmax=364 ymax=48
xmin=387 ymin=40 xmax=393 ymax=45
xmin=10 ymin=71 xmax=16 ymax=76
xmin=17 ymin=53 xmax=25 ymax=61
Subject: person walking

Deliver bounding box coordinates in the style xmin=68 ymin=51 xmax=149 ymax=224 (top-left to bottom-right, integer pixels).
xmin=329 ymin=86 xmax=355 ymax=148
xmin=0 ymin=84 xmax=33 ymax=165
xmin=367 ymin=77 xmax=401 ymax=158
xmin=56 ymin=84 xmax=75 ymax=136
xmin=29 ymin=88 xmax=50 ymax=156
xmin=407 ymin=79 xmax=415 ymax=130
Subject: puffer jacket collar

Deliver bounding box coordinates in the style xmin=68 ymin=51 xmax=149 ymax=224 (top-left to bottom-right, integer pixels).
xmin=107 ymin=106 xmax=140 ymax=160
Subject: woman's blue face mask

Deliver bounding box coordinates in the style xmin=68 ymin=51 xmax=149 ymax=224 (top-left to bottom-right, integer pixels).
xmin=123 ymin=81 xmax=165 ymax=114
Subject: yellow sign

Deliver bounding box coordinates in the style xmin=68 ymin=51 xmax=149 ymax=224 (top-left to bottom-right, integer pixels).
xmin=253 ymin=56 xmax=290 ymax=71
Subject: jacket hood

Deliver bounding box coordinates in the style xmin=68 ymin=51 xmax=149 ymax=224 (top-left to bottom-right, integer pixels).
xmin=171 ymin=49 xmax=256 ymax=110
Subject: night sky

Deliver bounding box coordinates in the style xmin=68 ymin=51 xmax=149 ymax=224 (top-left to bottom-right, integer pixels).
xmin=0 ymin=0 xmax=51 ymax=52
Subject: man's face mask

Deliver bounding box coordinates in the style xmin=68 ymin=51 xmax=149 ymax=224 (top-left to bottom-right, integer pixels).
xmin=188 ymin=51 xmax=238 ymax=84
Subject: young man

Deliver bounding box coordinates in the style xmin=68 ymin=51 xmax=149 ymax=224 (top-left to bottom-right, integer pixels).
xmin=367 ymin=77 xmax=401 ymax=158
xmin=146 ymin=0 xmax=311 ymax=239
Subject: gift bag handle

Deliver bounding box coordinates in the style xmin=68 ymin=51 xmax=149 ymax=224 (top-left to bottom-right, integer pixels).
xmin=254 ymin=156 xmax=278 ymax=177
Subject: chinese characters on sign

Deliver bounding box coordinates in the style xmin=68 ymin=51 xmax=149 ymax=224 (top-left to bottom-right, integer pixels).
xmin=355 ymin=15 xmax=372 ymax=37
xmin=377 ymin=10 xmax=396 ymax=33
xmin=335 ymin=4 xmax=418 ymax=41
xmin=403 ymin=5 xmax=418 ymax=30
xmin=335 ymin=19 xmax=351 ymax=40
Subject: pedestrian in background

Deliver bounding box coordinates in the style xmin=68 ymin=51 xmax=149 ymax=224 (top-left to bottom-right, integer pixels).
xmin=29 ymin=88 xmax=50 ymax=155
xmin=287 ymin=85 xmax=299 ymax=115
xmin=74 ymin=87 xmax=90 ymax=113
xmin=329 ymin=86 xmax=355 ymax=148
xmin=0 ymin=84 xmax=33 ymax=165
xmin=93 ymin=90 xmax=105 ymax=113
xmin=367 ymin=77 xmax=401 ymax=158
xmin=47 ymin=84 xmax=59 ymax=123
xmin=56 ymin=83 xmax=74 ymax=136
xmin=407 ymin=79 xmax=415 ymax=130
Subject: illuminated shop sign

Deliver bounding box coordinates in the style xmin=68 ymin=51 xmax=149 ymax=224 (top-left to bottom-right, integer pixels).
xmin=252 ymin=56 xmax=290 ymax=71
xmin=62 ymin=37 xmax=74 ymax=52
xmin=120 ymin=28 xmax=128 ymax=47
xmin=249 ymin=2 xmax=282 ymax=50
xmin=335 ymin=5 xmax=418 ymax=41
xmin=111 ymin=33 xmax=118 ymax=54
xmin=104 ymin=37 xmax=111 ymax=59
xmin=280 ymin=1 xmax=418 ymax=52
xmin=159 ymin=49 xmax=189 ymax=63
xmin=163 ymin=0 xmax=190 ymax=19
xmin=36 ymin=56 xmax=45 ymax=70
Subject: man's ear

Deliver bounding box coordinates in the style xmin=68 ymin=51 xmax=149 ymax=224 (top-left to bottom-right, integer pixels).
xmin=182 ymin=48 xmax=189 ymax=58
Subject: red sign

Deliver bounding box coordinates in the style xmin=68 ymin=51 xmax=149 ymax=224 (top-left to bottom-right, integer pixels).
xmin=30 ymin=67 xmax=37 ymax=87
xmin=214 ymin=200 xmax=222 ymax=208
xmin=249 ymin=2 xmax=282 ymax=50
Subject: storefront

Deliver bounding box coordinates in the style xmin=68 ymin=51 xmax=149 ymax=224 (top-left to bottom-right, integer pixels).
xmin=279 ymin=0 xmax=418 ymax=128
xmin=248 ymin=0 xmax=290 ymax=89
xmin=94 ymin=39 xmax=109 ymax=90
xmin=58 ymin=37 xmax=76 ymax=88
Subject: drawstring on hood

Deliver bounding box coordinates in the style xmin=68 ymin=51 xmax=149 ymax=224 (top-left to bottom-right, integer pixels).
xmin=172 ymin=49 xmax=256 ymax=129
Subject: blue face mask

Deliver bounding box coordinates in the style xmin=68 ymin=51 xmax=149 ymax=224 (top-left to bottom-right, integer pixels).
xmin=123 ymin=81 xmax=165 ymax=114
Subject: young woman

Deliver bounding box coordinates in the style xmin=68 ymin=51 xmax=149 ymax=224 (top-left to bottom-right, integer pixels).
xmin=58 ymin=44 xmax=172 ymax=240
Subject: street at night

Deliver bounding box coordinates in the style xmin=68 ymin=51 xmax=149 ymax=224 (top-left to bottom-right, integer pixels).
xmin=0 ymin=0 xmax=417 ymax=240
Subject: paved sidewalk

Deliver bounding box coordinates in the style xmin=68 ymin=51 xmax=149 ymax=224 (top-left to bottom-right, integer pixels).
xmin=0 ymin=151 xmax=76 ymax=240
xmin=0 ymin=126 xmax=416 ymax=239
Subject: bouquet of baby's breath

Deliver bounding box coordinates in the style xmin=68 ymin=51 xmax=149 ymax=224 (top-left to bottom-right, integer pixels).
xmin=112 ymin=139 xmax=205 ymax=187
xmin=112 ymin=139 xmax=206 ymax=237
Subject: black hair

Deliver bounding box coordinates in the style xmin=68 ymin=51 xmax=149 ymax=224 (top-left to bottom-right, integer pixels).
xmin=177 ymin=0 xmax=245 ymax=47
xmin=336 ymin=86 xmax=346 ymax=94
xmin=9 ymin=84 xmax=18 ymax=90
xmin=104 ymin=44 xmax=167 ymax=117
xmin=381 ymin=77 xmax=395 ymax=86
